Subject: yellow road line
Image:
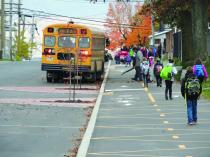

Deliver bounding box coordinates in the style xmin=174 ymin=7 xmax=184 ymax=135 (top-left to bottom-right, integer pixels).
xmin=148 ymin=92 xmax=156 ymax=103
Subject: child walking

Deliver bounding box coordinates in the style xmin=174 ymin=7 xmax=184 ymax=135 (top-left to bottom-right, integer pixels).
xmin=181 ymin=66 xmax=202 ymax=125
xmin=154 ymin=58 xmax=163 ymax=87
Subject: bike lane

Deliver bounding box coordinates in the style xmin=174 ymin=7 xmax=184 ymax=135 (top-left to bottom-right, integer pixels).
xmin=78 ymin=62 xmax=210 ymax=157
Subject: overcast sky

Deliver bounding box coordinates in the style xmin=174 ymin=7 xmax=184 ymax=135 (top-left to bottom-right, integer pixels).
xmin=20 ymin=0 xmax=110 ymax=57
xmin=20 ymin=0 xmax=143 ymax=57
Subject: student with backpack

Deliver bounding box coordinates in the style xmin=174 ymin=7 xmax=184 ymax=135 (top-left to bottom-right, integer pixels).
xmin=154 ymin=58 xmax=163 ymax=87
xmin=192 ymin=58 xmax=208 ymax=84
xmin=142 ymin=57 xmax=150 ymax=88
xmin=160 ymin=59 xmax=177 ymax=100
xmin=181 ymin=66 xmax=202 ymax=125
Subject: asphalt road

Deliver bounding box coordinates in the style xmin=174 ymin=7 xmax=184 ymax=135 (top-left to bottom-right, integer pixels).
xmin=85 ymin=63 xmax=210 ymax=157
xmin=0 ymin=61 xmax=99 ymax=157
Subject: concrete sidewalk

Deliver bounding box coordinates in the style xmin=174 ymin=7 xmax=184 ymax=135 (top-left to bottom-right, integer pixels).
xmin=78 ymin=62 xmax=210 ymax=157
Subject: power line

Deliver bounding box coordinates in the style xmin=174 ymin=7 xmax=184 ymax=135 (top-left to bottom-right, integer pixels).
xmin=21 ymin=8 xmax=150 ymax=29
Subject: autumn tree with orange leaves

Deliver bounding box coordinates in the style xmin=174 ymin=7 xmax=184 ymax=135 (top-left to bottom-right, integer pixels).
xmin=125 ymin=4 xmax=152 ymax=47
xmin=105 ymin=2 xmax=132 ymax=49
xmin=105 ymin=2 xmax=152 ymax=49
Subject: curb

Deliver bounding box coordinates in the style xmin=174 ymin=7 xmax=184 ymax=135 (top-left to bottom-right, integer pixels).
xmin=76 ymin=60 xmax=111 ymax=157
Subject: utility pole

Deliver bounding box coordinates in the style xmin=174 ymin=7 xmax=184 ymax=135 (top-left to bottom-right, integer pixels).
xmin=17 ymin=0 xmax=21 ymax=58
xmin=151 ymin=14 xmax=155 ymax=46
xmin=151 ymin=0 xmax=155 ymax=47
xmin=9 ymin=0 xmax=13 ymax=60
xmin=30 ymin=14 xmax=35 ymax=60
xmin=0 ymin=0 xmax=5 ymax=59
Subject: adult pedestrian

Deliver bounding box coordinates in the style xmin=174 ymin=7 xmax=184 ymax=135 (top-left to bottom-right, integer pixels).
xmin=192 ymin=58 xmax=208 ymax=84
xmin=160 ymin=59 xmax=177 ymax=100
xmin=181 ymin=66 xmax=202 ymax=125
xmin=157 ymin=44 xmax=162 ymax=59
xmin=132 ymin=47 xmax=143 ymax=81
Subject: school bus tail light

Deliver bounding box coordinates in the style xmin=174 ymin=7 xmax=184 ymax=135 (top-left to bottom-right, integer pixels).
xmin=80 ymin=50 xmax=89 ymax=56
xmin=43 ymin=48 xmax=55 ymax=55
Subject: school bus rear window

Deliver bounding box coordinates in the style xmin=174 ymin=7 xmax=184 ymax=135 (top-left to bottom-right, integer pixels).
xmin=58 ymin=36 xmax=76 ymax=48
xmin=79 ymin=37 xmax=90 ymax=48
xmin=44 ymin=36 xmax=56 ymax=47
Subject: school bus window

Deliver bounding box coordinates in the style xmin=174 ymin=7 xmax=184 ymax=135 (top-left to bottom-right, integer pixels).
xmin=79 ymin=37 xmax=90 ymax=48
xmin=44 ymin=36 xmax=56 ymax=47
xmin=92 ymin=38 xmax=105 ymax=50
xmin=58 ymin=36 xmax=76 ymax=48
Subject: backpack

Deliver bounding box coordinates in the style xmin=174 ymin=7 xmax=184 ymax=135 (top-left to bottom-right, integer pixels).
xmin=185 ymin=77 xmax=201 ymax=98
xmin=160 ymin=66 xmax=172 ymax=80
xmin=142 ymin=61 xmax=150 ymax=75
xmin=155 ymin=64 xmax=163 ymax=75
xmin=195 ymin=65 xmax=204 ymax=78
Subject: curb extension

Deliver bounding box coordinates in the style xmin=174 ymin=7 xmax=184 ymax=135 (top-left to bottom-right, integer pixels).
xmin=76 ymin=60 xmax=111 ymax=157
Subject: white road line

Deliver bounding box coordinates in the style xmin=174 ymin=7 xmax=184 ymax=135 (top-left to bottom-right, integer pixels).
xmin=76 ymin=61 xmax=111 ymax=157
xmin=0 ymin=124 xmax=80 ymax=129
xmin=105 ymin=88 xmax=144 ymax=92
xmin=88 ymin=146 xmax=210 ymax=155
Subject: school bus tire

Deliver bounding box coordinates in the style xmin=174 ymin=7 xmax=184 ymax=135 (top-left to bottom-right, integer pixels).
xmin=46 ymin=71 xmax=53 ymax=83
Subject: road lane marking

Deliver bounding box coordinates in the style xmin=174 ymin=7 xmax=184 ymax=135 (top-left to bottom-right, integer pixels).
xmin=172 ymin=135 xmax=179 ymax=139
xmin=77 ymin=60 xmax=111 ymax=157
xmin=160 ymin=113 xmax=165 ymax=117
xmin=178 ymin=144 xmax=186 ymax=149
xmin=0 ymin=124 xmax=80 ymax=129
xmin=100 ymin=107 xmax=158 ymax=111
xmin=125 ymin=103 xmax=133 ymax=106
xmin=148 ymin=93 xmax=156 ymax=103
xmin=105 ymin=88 xmax=144 ymax=92
xmin=88 ymin=153 xmax=177 ymax=157
xmin=88 ymin=138 xmax=210 ymax=143
xmin=166 ymin=128 xmax=174 ymax=131
xmin=88 ymin=146 xmax=210 ymax=154
xmin=92 ymin=132 xmax=210 ymax=140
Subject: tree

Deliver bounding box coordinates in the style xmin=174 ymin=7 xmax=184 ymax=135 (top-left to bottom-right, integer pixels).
xmin=12 ymin=30 xmax=36 ymax=61
xmin=105 ymin=2 xmax=132 ymax=49
xmin=126 ymin=4 xmax=152 ymax=46
xmin=143 ymin=0 xmax=209 ymax=66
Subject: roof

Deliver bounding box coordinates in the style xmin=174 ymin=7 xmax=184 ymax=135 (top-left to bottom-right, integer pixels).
xmin=44 ymin=23 xmax=105 ymax=36
xmin=148 ymin=29 xmax=172 ymax=38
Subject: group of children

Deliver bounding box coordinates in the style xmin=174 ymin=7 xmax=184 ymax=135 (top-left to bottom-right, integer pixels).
xmin=132 ymin=53 xmax=208 ymax=125
xmin=159 ymin=58 xmax=208 ymax=125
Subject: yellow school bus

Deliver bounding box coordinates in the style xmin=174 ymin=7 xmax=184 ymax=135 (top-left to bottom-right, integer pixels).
xmin=41 ymin=22 xmax=105 ymax=82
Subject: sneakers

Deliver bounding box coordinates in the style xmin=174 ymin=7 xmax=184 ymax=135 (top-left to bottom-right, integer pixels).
xmin=188 ymin=121 xmax=197 ymax=125
xmin=188 ymin=122 xmax=194 ymax=125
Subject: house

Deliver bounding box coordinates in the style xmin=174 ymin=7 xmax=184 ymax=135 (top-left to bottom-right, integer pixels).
xmin=148 ymin=29 xmax=173 ymax=57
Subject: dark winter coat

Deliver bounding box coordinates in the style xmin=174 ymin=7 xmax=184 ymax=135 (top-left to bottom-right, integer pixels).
xmin=153 ymin=62 xmax=163 ymax=76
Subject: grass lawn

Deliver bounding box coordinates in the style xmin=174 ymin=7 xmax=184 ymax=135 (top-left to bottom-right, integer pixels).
xmin=202 ymin=61 xmax=210 ymax=100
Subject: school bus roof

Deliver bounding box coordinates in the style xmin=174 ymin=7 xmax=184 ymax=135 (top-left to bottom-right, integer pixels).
xmin=44 ymin=23 xmax=105 ymax=36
